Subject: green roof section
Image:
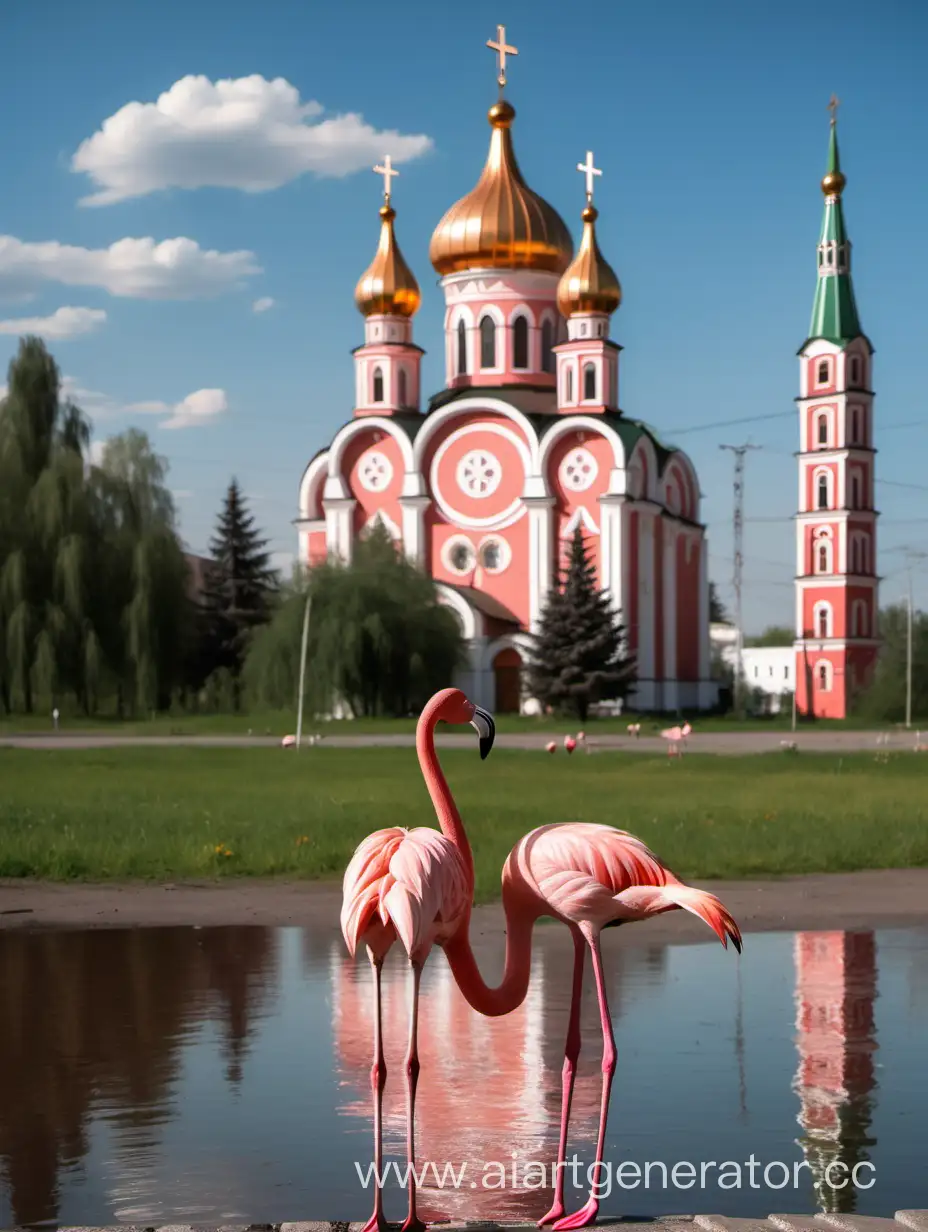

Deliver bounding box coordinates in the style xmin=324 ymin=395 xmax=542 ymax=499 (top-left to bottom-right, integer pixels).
xmin=805 ymin=118 xmax=863 ymax=347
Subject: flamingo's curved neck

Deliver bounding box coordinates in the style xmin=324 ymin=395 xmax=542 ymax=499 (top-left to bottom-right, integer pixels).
xmin=415 ymin=704 xmax=536 ymax=1017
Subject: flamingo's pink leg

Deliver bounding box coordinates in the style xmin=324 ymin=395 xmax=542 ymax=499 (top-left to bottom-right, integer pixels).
xmin=360 ymin=950 xmax=390 ymax=1232
xmin=552 ymin=926 xmax=616 ymax=1231
xmin=401 ymin=960 xmax=426 ymax=1232
xmin=538 ymin=927 xmax=585 ymax=1227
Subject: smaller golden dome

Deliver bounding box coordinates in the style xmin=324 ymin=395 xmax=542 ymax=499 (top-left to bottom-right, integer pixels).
xmin=821 ymin=169 xmax=846 ymax=197
xmin=355 ymin=203 xmax=421 ymax=318
xmin=556 ymin=203 xmax=622 ymax=317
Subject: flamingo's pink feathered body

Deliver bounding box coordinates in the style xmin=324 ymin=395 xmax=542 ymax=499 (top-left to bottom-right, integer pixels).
xmin=341 ymin=826 xmax=469 ymax=963
xmin=506 ymin=822 xmax=740 ymax=945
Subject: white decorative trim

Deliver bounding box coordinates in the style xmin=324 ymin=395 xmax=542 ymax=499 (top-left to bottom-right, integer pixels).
xmin=412 ymin=397 xmax=540 ymax=473
xmin=358 ymin=450 xmax=393 ymax=493
xmin=539 ymin=415 xmax=627 ymax=481
xmin=328 ymin=416 xmax=414 ymax=478
xmin=662 ymin=520 xmax=677 ymax=705
xmin=812 ymin=599 xmax=834 ymax=639
xmin=456 ymin=448 xmax=503 ymax=499
xmin=441 ymin=533 xmax=477 ymax=576
xmin=525 ymin=496 xmax=556 ymax=633
xmin=298 ymin=451 xmax=330 ymax=520
xmin=478 ymin=534 xmax=512 ymax=573
xmin=431 ymin=422 xmax=530 ymax=530
xmin=434 ymin=582 xmax=480 ymax=640
xmin=559 ymin=447 xmax=599 ymax=492
xmin=364 ymin=509 xmax=401 ymax=540
xmin=562 ymin=505 xmax=600 ymax=537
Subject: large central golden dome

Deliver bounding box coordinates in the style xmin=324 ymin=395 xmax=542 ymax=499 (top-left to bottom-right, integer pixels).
xmin=429 ymin=100 xmax=574 ymax=277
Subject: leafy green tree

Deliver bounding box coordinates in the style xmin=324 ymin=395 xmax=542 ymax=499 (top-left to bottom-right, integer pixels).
xmin=857 ymin=603 xmax=928 ymax=722
xmin=200 ymin=479 xmax=276 ymax=705
xmin=709 ymin=581 xmax=729 ymax=624
xmin=244 ymin=526 xmax=464 ymax=718
xmin=525 ymin=527 xmax=636 ymax=721
xmin=745 ymin=624 xmax=794 ymax=648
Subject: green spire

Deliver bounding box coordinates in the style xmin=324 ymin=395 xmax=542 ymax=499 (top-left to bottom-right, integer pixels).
xmin=806 ymin=106 xmax=862 ymax=346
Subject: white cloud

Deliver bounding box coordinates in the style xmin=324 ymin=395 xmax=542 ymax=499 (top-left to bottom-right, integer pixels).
xmin=0 ymin=235 xmax=260 ymax=301
xmin=159 ymin=388 xmax=228 ymax=430
xmin=252 ymin=296 xmax=274 ymax=313
xmin=60 ymin=376 xmax=228 ymax=432
xmin=71 ymin=74 xmax=434 ymax=206
xmin=0 ymin=306 xmax=107 ymax=340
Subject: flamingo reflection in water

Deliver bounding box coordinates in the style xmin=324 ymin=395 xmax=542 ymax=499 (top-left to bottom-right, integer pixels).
xmin=340 ymin=688 xmax=743 ymax=1231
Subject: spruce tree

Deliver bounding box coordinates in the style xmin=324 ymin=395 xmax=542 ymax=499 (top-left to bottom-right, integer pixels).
xmin=526 ymin=527 xmax=636 ymax=721
xmin=200 ymin=479 xmax=276 ymax=701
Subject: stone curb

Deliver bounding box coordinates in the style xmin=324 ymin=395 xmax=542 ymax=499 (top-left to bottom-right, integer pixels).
xmin=3 ymin=1216 xmax=924 ymax=1232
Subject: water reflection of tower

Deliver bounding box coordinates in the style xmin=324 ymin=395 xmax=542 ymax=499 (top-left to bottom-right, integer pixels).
xmin=792 ymin=931 xmax=878 ymax=1213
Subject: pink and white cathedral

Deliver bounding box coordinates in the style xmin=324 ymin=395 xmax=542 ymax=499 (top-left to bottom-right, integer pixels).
xmin=297 ymin=35 xmax=876 ymax=719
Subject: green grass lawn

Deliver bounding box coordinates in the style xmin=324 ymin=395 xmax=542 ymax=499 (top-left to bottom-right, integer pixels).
xmin=1 ymin=747 xmax=925 ymax=896
xmin=0 ymin=707 xmax=908 ymax=738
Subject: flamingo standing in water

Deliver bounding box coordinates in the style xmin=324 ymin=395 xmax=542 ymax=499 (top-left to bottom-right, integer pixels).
xmin=414 ymin=689 xmax=741 ymax=1230
xmin=340 ymin=778 xmax=485 ymax=1231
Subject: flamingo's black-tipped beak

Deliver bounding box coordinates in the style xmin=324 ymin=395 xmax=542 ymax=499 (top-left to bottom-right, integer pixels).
xmin=731 ymin=931 xmax=743 ymax=955
xmin=470 ymin=705 xmax=496 ymax=760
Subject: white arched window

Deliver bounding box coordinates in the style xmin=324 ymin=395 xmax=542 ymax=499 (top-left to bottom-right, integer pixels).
xmin=583 ymin=362 xmax=597 ymax=401
xmin=815 ymin=602 xmax=832 ymax=640
xmin=816 ymin=471 xmax=830 ymax=510
xmin=816 ymin=660 xmax=833 ymax=692
xmin=456 ymin=319 xmax=468 ymax=376
xmin=479 ymin=316 xmax=496 ymax=369
xmin=816 ymin=413 xmax=829 ymax=446
xmin=815 ymin=538 xmax=832 ymax=574
xmin=372 ymin=366 xmax=384 ymax=403
xmin=816 ymin=359 xmax=830 ymax=386
xmin=512 ymin=316 xmax=529 ymax=370
xmin=541 ymin=319 xmax=555 ymax=373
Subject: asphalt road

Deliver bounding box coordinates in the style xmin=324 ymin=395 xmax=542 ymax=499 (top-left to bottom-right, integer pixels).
xmin=0 ymin=728 xmax=922 ymax=755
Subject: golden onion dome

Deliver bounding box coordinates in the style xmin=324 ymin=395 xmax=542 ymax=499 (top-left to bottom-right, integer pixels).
xmin=556 ymin=203 xmax=622 ymax=317
xmin=354 ymin=203 xmax=421 ymax=318
xmin=429 ymin=100 xmax=574 ymax=277
xmin=821 ymin=169 xmax=846 ymax=197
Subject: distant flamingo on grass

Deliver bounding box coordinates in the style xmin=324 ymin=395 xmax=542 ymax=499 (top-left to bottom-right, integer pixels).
xmin=412 ymin=689 xmax=742 ymax=1230
xmin=660 ymin=721 xmax=692 ymax=757
xmin=340 ymin=700 xmax=493 ymax=1232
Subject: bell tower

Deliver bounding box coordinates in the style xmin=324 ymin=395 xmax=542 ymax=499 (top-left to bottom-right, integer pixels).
xmin=794 ymin=99 xmax=879 ymax=719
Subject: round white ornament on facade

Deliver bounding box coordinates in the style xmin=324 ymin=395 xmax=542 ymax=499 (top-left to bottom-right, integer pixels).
xmin=456 ymin=449 xmax=502 ymax=499
xmin=479 ymin=536 xmax=512 ymax=573
xmin=559 ymin=447 xmax=598 ymax=492
xmin=358 ymin=451 xmax=393 ymax=493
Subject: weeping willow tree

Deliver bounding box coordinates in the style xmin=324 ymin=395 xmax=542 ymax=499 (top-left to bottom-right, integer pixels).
xmin=243 ymin=526 xmax=465 ymax=718
xmin=0 ymin=337 xmax=192 ymax=716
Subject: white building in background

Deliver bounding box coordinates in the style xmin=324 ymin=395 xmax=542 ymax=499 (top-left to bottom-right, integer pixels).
xmin=710 ymin=623 xmax=794 ymax=714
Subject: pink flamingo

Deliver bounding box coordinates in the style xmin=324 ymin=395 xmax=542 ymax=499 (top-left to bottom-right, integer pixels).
xmin=660 ymin=722 xmax=691 ymax=756
xmin=415 ymin=689 xmax=742 ymax=1231
xmin=545 ymin=740 xmax=557 ymax=754
xmin=340 ymin=708 xmax=491 ymax=1232
xmin=563 ymin=734 xmax=577 ymax=754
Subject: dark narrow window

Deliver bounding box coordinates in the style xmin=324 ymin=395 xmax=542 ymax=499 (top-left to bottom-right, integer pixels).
xmin=583 ymin=362 xmax=596 ymax=401
xmin=817 ymin=543 xmax=829 ymax=574
xmin=541 ymin=320 xmax=554 ymax=373
xmin=565 ymin=368 xmax=573 ymax=402
xmin=372 ymin=366 xmax=384 ymax=403
xmin=512 ymin=316 xmax=529 ymax=369
xmin=817 ymin=360 xmax=829 ymax=384
xmin=849 ymin=357 xmax=861 ymax=386
xmin=817 ymin=474 xmax=829 ymax=509
xmin=457 ymin=319 xmax=467 ymax=375
xmin=817 ymin=415 xmax=828 ymax=445
xmin=479 ymin=316 xmax=496 ymax=369
xmin=398 ymin=368 xmax=407 ymax=406
xmin=817 ymin=607 xmax=830 ymax=639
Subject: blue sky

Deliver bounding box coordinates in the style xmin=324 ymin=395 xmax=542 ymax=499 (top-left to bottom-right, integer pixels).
xmin=1 ymin=0 xmax=925 ymax=634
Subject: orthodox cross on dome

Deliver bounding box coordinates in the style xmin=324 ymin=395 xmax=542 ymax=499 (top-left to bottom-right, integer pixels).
xmin=487 ymin=24 xmax=518 ymax=93
xmin=373 ymin=155 xmax=399 ymax=203
xmin=577 ymin=150 xmax=602 ymax=202
xmin=827 ymin=93 xmax=840 ymax=125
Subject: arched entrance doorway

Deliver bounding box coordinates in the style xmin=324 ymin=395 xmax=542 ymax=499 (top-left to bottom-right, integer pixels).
xmin=493 ymin=646 xmax=522 ymax=714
